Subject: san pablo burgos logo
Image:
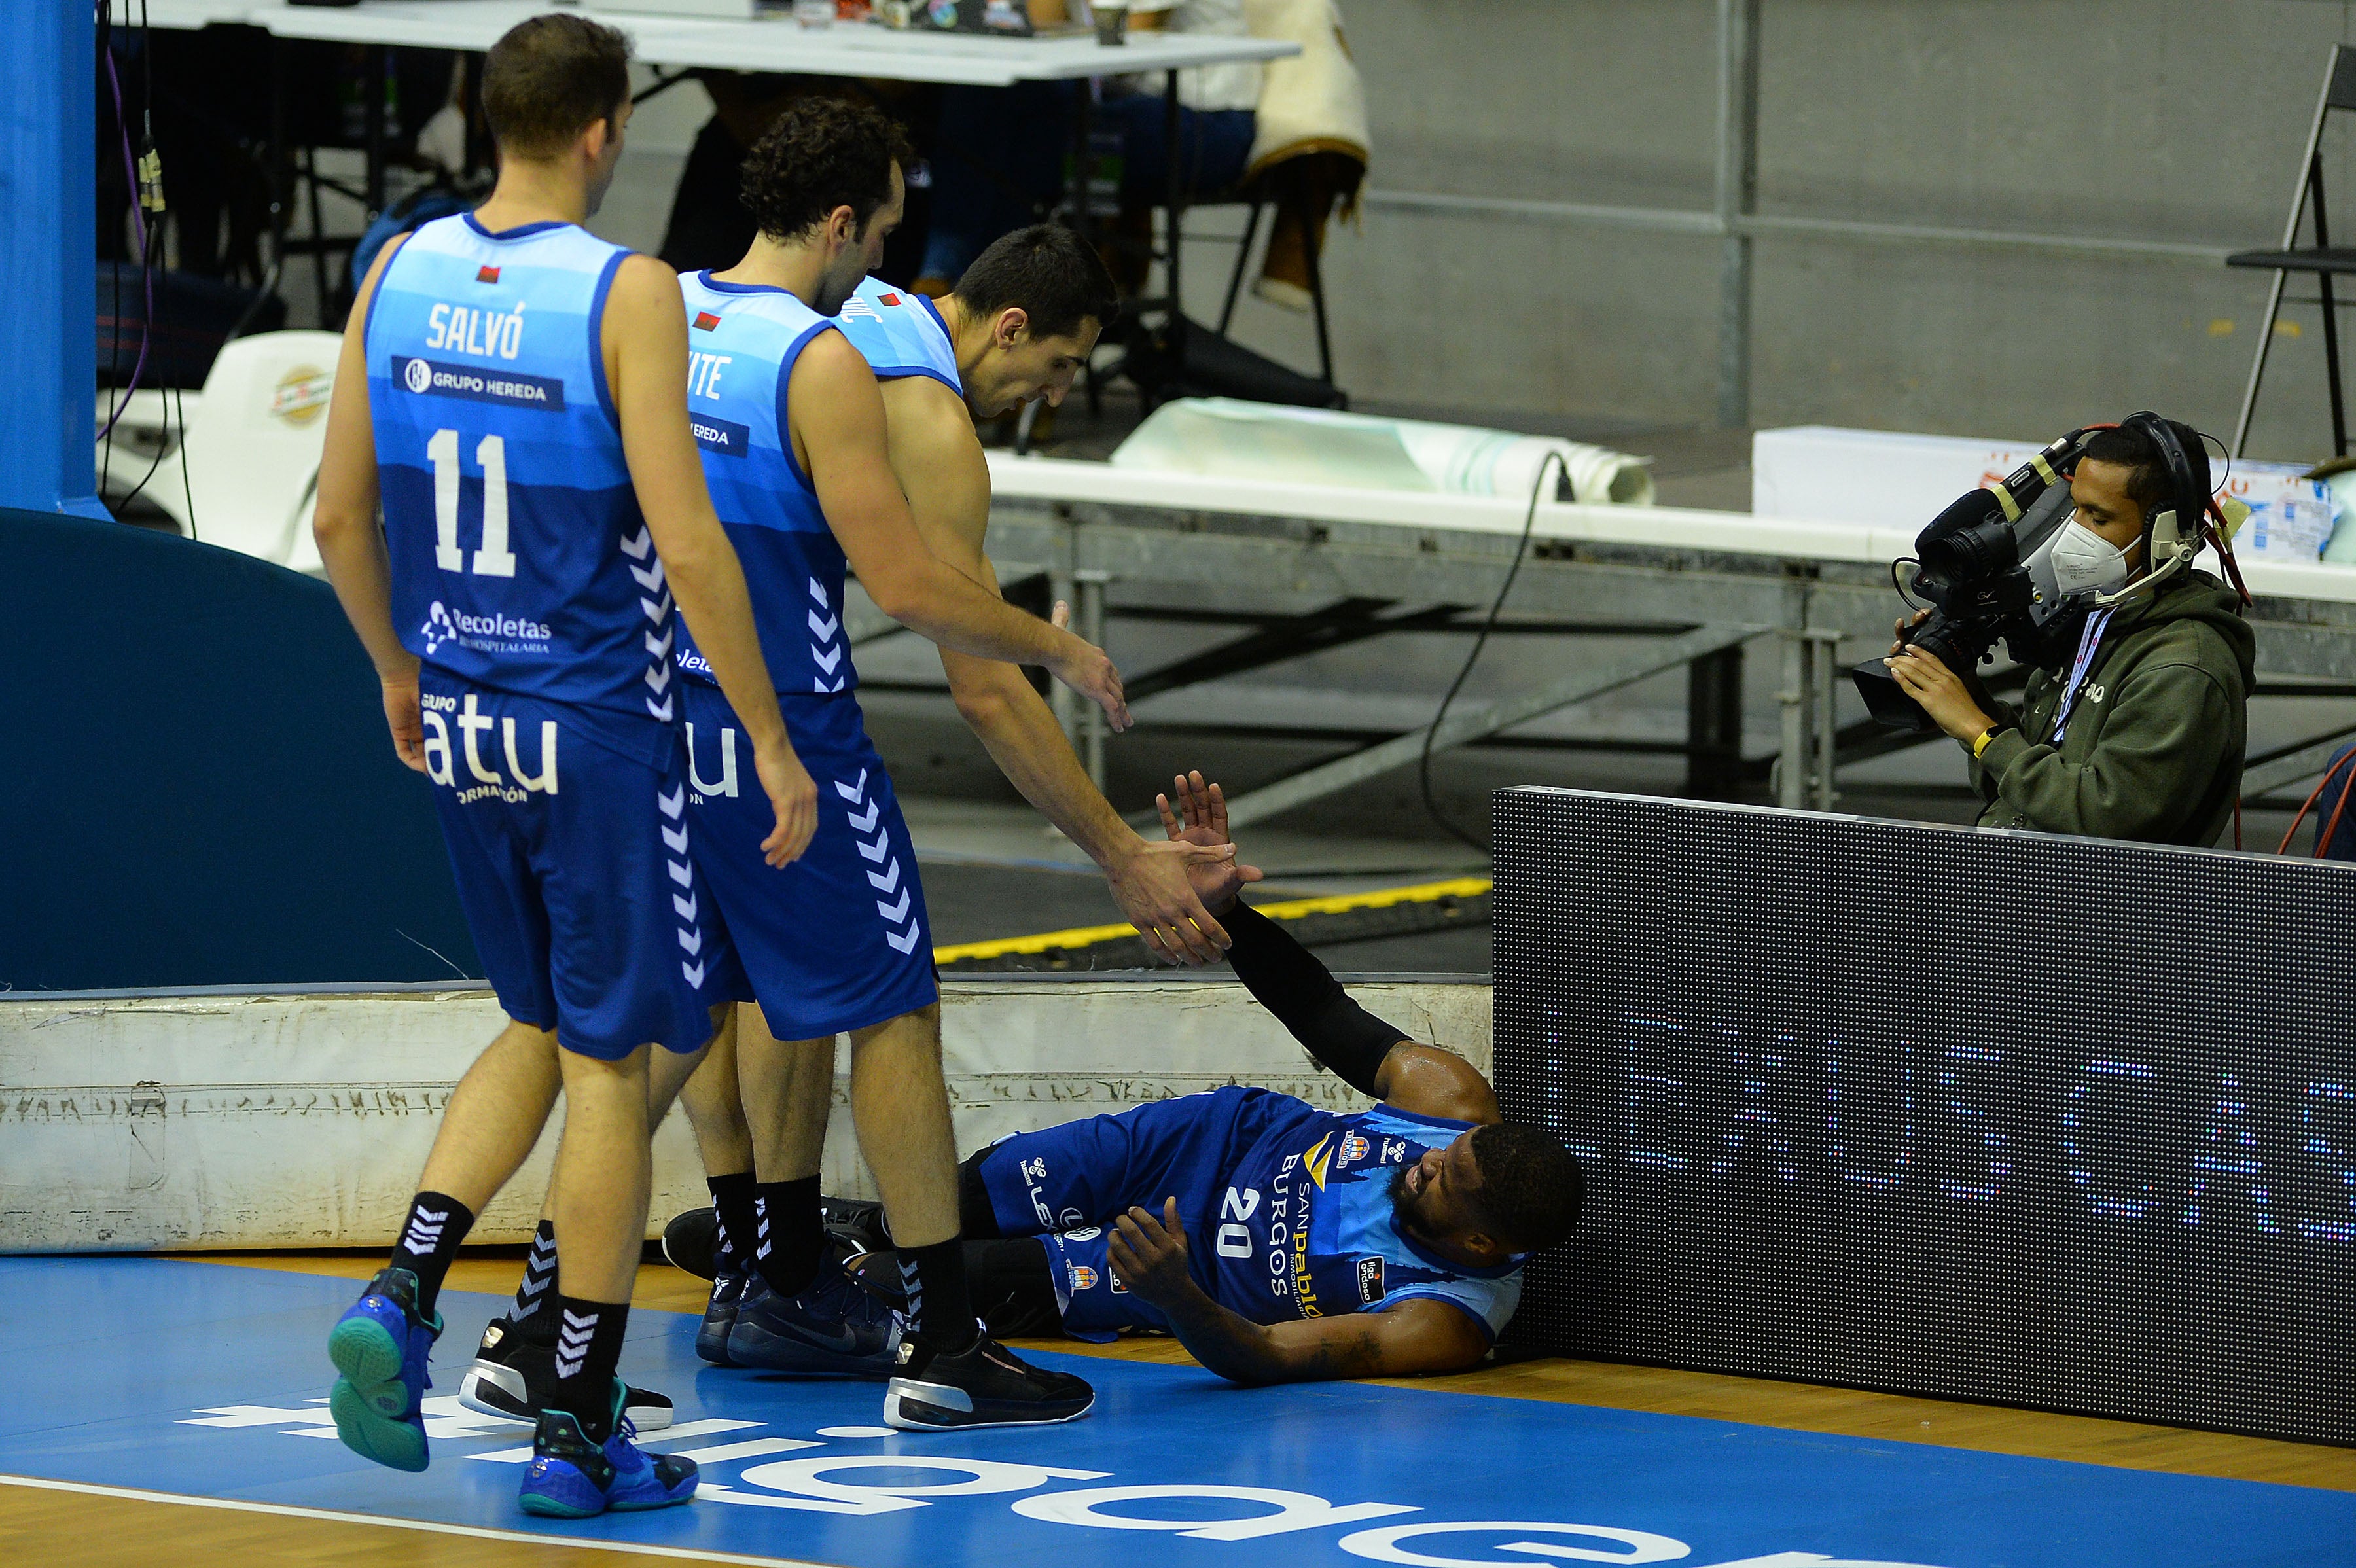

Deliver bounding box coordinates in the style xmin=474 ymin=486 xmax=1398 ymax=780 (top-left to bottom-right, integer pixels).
xmin=421 ymin=599 xmax=553 ymax=657
xmin=403 ymin=356 xmax=433 ymax=395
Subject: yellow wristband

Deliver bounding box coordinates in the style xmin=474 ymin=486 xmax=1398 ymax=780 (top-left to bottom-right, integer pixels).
xmin=1971 ymin=725 xmax=2001 ymax=759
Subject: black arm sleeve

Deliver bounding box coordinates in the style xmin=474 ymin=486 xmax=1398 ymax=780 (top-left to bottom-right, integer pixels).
xmin=1223 ymin=901 xmax=1408 ymax=1099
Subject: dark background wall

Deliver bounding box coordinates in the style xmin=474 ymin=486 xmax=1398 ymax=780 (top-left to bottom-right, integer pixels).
xmin=1 ymin=508 xmax=478 ymax=990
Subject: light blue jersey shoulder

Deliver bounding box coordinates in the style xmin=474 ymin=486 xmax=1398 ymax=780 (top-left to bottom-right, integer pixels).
xmin=1219 ymin=1102 xmax=1526 ymax=1341
xmin=671 ymin=272 xmax=855 ymax=697
xmin=833 ymin=276 xmax=961 ymax=393
xmin=364 ymin=213 xmax=674 ymax=764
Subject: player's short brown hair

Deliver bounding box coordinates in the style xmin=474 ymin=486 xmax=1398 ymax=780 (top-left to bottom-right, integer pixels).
xmin=482 ymin=14 xmax=633 ymax=161
xmin=952 ymin=224 xmax=1121 ymax=344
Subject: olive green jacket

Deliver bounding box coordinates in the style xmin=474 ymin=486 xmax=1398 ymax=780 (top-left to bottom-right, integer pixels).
xmin=1967 ymin=571 xmax=2255 ymax=846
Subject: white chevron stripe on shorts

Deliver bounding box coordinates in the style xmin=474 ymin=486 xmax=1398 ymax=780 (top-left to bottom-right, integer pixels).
xmin=834 ymin=772 xmax=922 ymax=955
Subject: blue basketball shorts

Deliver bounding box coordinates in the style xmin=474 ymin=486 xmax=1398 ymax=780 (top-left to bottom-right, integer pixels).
xmin=973 ymin=1087 xmax=1315 ymax=1338
xmin=420 ymin=673 xmax=730 ymax=1060
xmin=680 ymin=683 xmax=937 ymax=1039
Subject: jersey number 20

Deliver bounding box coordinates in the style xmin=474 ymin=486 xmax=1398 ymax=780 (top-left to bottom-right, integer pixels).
xmin=1216 ymin=1186 xmax=1260 ymax=1258
xmin=428 ymin=428 xmax=516 ymax=578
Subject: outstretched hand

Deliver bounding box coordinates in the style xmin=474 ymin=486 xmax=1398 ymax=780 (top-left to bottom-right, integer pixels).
xmin=1156 ymin=770 xmax=1229 ymax=847
xmin=1154 ymin=772 xmax=1262 ymax=915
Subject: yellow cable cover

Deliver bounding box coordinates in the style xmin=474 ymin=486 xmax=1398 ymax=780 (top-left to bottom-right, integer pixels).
xmin=933 ymin=875 xmax=1494 ymax=962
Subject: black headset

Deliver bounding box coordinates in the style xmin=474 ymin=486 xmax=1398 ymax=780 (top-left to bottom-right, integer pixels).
xmin=2115 ymin=409 xmax=2212 ymax=582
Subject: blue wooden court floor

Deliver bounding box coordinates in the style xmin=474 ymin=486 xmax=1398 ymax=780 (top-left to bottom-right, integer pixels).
xmin=1 ymin=1257 xmax=2349 ymax=1567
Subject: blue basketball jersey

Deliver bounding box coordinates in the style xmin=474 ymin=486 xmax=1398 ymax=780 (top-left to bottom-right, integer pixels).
xmin=671 ymin=273 xmax=855 ymax=697
xmin=832 ymin=276 xmax=962 ymax=393
xmin=1214 ymin=1102 xmax=1526 ymax=1340
xmin=366 ymin=215 xmax=673 ymax=765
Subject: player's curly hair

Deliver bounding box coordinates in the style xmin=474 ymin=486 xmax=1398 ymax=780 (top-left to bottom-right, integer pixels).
xmin=740 ymin=96 xmax=914 ymax=243
xmin=1466 ymin=1123 xmax=1584 ymax=1251
xmin=481 ymin=14 xmax=632 ymax=161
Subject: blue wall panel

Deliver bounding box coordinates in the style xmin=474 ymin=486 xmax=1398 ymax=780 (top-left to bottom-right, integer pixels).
xmin=0 ymin=508 xmax=478 ymax=989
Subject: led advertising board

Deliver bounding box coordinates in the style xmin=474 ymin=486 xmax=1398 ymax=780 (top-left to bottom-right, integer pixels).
xmin=1491 ymin=787 xmax=2356 ymax=1444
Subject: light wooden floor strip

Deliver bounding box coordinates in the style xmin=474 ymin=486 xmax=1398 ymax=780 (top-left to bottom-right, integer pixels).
xmin=0 ymin=1474 xmax=833 ymax=1568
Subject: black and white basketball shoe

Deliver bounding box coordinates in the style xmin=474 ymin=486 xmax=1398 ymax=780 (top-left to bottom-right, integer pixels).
xmin=884 ymin=1331 xmax=1095 ymax=1431
xmin=457 ymin=1315 xmax=674 ymax=1431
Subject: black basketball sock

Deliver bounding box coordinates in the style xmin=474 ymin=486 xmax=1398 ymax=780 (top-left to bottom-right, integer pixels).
xmin=707 ymin=1172 xmax=759 ymax=1275
xmin=510 ymin=1220 xmax=558 ymax=1327
xmin=967 ymin=1237 xmax=1062 ymax=1338
xmin=901 ymin=1236 xmax=979 ymax=1353
xmin=548 ymin=1295 xmax=629 ymax=1444
xmin=388 ymin=1191 xmax=475 ymax=1318
xmin=753 ymin=1176 xmax=823 ymax=1297
xmin=957 ymin=1154 xmax=1003 ymax=1239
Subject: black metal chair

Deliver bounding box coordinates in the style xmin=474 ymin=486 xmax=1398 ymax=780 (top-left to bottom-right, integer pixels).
xmin=1209 ymin=151 xmax=1357 ymax=392
xmin=2228 ymin=43 xmax=2356 ymax=457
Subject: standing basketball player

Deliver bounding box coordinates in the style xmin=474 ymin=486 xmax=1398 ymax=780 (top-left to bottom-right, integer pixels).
xmin=658 ymin=222 xmax=1247 ymax=1409
xmin=309 ymin=16 xmax=819 ymax=1517
xmin=658 ymin=99 xmax=1198 ymax=1430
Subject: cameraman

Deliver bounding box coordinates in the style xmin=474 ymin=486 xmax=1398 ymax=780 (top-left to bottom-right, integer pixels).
xmin=1883 ymin=420 xmax=2255 ymax=846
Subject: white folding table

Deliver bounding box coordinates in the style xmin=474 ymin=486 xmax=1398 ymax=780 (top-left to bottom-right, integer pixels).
xmin=137 ymin=1 xmax=1295 ymax=329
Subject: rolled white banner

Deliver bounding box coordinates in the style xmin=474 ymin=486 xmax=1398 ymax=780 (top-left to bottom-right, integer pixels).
xmin=1110 ymin=397 xmax=1654 ymax=506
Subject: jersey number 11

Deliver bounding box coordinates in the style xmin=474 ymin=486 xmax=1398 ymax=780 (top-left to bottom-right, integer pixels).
xmin=428 ymin=428 xmax=516 ymax=578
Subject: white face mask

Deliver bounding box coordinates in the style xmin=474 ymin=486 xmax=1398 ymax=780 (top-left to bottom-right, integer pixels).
xmin=2036 ymin=517 xmax=2134 ymax=598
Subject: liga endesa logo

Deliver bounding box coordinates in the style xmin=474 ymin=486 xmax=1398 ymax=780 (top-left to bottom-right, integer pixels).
xmin=187 ymin=1402 xmax=1960 ymax=1567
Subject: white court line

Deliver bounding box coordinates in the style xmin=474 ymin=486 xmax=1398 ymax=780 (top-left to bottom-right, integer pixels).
xmin=0 ymin=1472 xmax=839 ymax=1567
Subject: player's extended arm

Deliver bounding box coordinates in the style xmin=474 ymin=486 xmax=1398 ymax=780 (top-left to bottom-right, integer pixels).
xmin=605 ymin=256 xmax=815 ymax=866
xmin=1158 ymin=775 xmax=1499 ymax=1123
xmin=878 ymin=378 xmax=1238 ymax=963
xmin=788 ymin=332 xmax=1129 ymax=729
xmin=1107 ymin=1199 xmax=1490 ymax=1385
xmin=313 ymin=234 xmax=426 ymax=772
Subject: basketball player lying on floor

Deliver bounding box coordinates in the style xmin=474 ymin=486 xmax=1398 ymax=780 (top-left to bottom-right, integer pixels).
xmin=668 ymin=773 xmax=1585 ymax=1384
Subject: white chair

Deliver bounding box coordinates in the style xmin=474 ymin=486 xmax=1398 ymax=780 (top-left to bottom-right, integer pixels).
xmin=95 ymin=329 xmax=344 ymax=572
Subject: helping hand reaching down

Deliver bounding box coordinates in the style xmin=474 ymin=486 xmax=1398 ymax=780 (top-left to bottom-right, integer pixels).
xmin=1047 ymin=599 xmax=1132 ymax=732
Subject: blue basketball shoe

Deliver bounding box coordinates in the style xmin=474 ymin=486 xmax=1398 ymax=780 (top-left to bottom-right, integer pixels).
xmin=518 ymin=1385 xmax=698 ymax=1518
xmin=327 ymin=1266 xmax=441 ymax=1472
xmin=724 ymin=1262 xmax=904 ymax=1376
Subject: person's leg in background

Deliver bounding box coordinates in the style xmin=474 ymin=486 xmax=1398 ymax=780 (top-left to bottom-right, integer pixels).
xmin=1097 ymin=94 xmax=1257 ymax=295
xmin=916 ymin=80 xmax=1078 ymax=291
xmin=673 ymin=1007 xmax=764 ymax=1361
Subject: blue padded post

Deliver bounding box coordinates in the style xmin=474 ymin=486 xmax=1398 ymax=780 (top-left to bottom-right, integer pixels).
xmin=0 ymin=9 xmax=107 ymax=519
